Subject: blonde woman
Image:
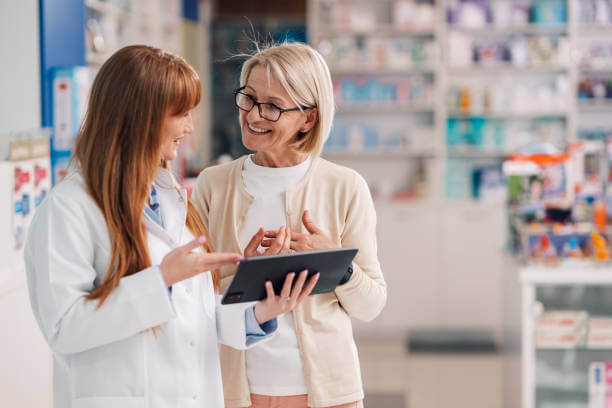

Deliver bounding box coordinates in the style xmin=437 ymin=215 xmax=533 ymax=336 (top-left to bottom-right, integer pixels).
xmin=24 ymin=45 xmax=317 ymax=408
xmin=191 ymin=42 xmax=387 ymax=408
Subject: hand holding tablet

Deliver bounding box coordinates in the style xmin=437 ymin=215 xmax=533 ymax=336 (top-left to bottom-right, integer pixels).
xmin=221 ymin=247 xmax=358 ymax=305
xmin=252 ymin=269 xmax=319 ymax=324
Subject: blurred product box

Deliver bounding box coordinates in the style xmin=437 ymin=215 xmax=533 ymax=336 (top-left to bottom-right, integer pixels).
xmin=587 ymin=318 xmax=612 ymax=349
xmin=50 ymin=66 xmax=93 ymax=184
xmin=535 ymin=310 xmax=589 ymax=348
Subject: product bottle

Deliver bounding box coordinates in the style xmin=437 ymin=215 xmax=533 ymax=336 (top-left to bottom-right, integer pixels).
xmin=594 ymin=198 xmax=607 ymax=234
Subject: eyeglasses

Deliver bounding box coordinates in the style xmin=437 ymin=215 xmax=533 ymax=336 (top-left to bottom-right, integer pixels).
xmin=234 ymin=86 xmax=314 ymax=122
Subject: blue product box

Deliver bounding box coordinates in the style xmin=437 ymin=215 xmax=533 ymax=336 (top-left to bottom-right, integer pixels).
xmin=532 ymin=0 xmax=567 ymax=24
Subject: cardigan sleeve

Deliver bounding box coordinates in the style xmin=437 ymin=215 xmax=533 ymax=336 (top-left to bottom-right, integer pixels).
xmin=334 ymin=173 xmax=387 ymax=322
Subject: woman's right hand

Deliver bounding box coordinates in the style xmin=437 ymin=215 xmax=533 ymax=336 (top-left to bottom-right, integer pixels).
xmin=160 ymin=236 xmax=243 ymax=286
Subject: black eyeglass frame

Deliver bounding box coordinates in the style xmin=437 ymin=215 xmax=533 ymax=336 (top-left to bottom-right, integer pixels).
xmin=233 ymin=86 xmax=315 ymax=122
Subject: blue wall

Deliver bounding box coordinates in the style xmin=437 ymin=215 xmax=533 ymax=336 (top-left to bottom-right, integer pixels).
xmin=39 ymin=0 xmax=86 ymax=127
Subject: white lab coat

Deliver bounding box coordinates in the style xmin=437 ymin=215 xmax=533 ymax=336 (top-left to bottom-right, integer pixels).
xmin=24 ymin=169 xmax=271 ymax=408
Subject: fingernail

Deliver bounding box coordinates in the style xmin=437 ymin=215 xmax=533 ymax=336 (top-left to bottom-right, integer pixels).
xmin=266 ymin=281 xmax=271 ymax=286
xmin=237 ymin=256 xmax=244 ymax=260
xmin=315 ymin=273 xmax=320 ymax=279
xmin=198 ymin=236 xmax=206 ymax=244
xmin=302 ymin=269 xmax=308 ymax=274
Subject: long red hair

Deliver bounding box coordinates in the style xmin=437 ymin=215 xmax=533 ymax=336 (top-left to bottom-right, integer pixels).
xmin=72 ymin=45 xmax=219 ymax=307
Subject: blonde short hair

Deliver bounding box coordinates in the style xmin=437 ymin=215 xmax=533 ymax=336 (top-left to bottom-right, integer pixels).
xmin=239 ymin=42 xmax=335 ymax=156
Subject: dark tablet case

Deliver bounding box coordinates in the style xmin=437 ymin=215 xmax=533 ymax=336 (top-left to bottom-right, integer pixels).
xmin=221 ymin=247 xmax=358 ymax=304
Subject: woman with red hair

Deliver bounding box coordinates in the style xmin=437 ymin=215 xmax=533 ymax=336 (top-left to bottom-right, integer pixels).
xmin=24 ymin=45 xmax=317 ymax=408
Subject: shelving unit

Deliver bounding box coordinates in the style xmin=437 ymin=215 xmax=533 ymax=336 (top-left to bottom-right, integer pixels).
xmin=308 ymin=0 xmax=442 ymax=203
xmin=447 ymin=66 xmax=569 ymax=75
xmin=520 ymin=265 xmax=612 ymax=408
xmin=448 ymin=24 xmax=568 ymax=35
xmin=447 ymin=111 xmax=569 ymax=119
xmin=307 ymin=3 xmax=612 ymax=406
xmin=308 ymin=0 xmax=585 ymax=205
xmin=84 ymin=0 xmax=182 ymax=67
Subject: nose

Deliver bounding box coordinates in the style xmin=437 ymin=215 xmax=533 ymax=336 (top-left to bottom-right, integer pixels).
xmin=184 ymin=112 xmax=194 ymax=134
xmin=245 ymin=104 xmax=264 ymax=122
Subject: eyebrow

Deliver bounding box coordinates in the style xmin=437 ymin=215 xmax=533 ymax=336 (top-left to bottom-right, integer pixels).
xmin=244 ymin=85 xmax=288 ymax=106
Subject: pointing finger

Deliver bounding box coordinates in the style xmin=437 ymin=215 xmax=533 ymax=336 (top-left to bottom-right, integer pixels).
xmin=244 ymin=228 xmax=264 ymax=256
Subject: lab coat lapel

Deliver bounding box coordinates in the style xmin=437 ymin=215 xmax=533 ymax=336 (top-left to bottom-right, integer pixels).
xmin=153 ymin=168 xmax=187 ymax=246
xmin=158 ymin=187 xmax=187 ymax=246
xmin=142 ymin=212 xmax=176 ymax=247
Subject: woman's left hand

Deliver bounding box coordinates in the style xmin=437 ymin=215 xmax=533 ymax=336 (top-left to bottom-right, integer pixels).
xmin=244 ymin=226 xmax=292 ymax=257
xmin=261 ymin=210 xmax=336 ymax=252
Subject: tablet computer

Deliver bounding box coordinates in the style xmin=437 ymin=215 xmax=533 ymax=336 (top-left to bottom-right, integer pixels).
xmin=220 ymin=247 xmax=358 ymax=305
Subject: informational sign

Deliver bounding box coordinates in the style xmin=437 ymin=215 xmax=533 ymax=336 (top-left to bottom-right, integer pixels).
xmin=9 ymin=136 xmax=51 ymax=251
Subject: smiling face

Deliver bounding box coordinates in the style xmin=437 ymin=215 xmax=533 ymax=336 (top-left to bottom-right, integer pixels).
xmin=160 ymin=110 xmax=194 ymax=162
xmin=239 ymin=65 xmax=316 ymax=165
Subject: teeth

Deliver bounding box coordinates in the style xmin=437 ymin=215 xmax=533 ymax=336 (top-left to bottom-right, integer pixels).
xmin=248 ymin=123 xmax=269 ymax=133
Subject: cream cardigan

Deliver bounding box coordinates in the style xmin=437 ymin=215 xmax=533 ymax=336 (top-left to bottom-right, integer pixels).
xmin=191 ymin=155 xmax=387 ymax=407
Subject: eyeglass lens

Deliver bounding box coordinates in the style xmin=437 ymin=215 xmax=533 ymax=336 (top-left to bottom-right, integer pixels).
xmin=236 ymin=92 xmax=281 ymax=121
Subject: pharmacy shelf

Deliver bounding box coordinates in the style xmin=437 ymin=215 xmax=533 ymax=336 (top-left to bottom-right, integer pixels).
xmin=520 ymin=265 xmax=612 ymax=285
xmin=331 ymin=67 xmax=436 ymax=76
xmin=447 ymin=149 xmax=512 ymax=159
xmin=448 ymin=66 xmax=568 ymax=75
xmin=322 ymin=149 xmax=438 ymax=160
xmin=85 ymin=0 xmax=119 ymax=14
xmin=577 ymin=101 xmax=612 ymax=112
xmin=579 ymin=67 xmax=612 ymax=74
xmin=85 ymin=0 xmax=157 ymax=20
xmin=337 ymin=104 xmax=435 ymax=114
xmin=577 ymin=24 xmax=612 ymax=35
xmin=521 ymin=265 xmax=612 ymax=408
xmin=536 ymin=347 xmax=612 ymax=352
xmin=448 ymin=24 xmax=567 ymax=35
xmin=447 ymin=111 xmax=568 ymax=119
xmin=316 ymin=24 xmax=435 ymax=37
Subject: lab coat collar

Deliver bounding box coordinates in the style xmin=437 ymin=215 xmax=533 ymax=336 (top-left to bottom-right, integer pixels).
xmin=153 ymin=167 xmax=188 ymax=206
xmin=154 ymin=167 xmax=176 ymax=190
xmin=67 ymin=167 xmax=185 ymax=247
xmin=145 ymin=167 xmax=188 ymax=247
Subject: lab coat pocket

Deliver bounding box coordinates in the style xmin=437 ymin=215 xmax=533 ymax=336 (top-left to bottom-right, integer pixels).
xmin=71 ymin=335 xmax=145 ymax=398
xmin=72 ymin=396 xmax=145 ymax=408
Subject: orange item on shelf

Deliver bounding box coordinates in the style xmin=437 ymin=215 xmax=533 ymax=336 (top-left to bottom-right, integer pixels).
xmin=539 ymin=234 xmax=557 ymax=262
xmin=594 ymin=199 xmax=607 ymax=234
xmin=458 ymin=87 xmax=471 ymax=113
xmin=591 ymin=230 xmax=610 ymax=261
